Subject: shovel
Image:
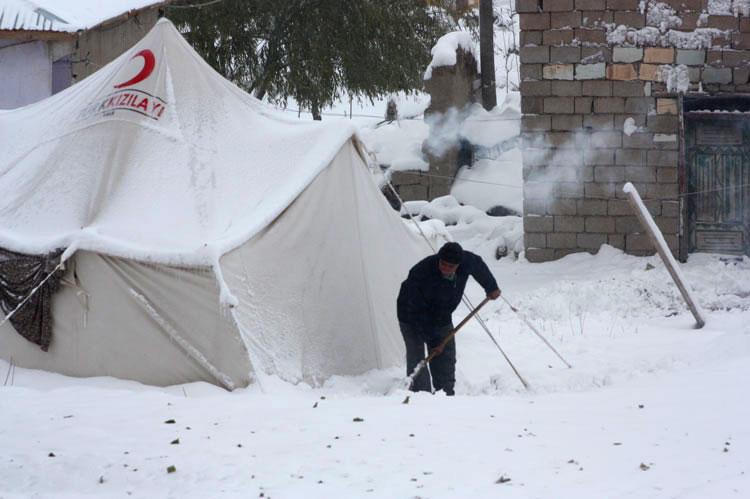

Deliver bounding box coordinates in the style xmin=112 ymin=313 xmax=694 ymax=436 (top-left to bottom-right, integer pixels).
xmin=400 ymin=297 xmax=490 ymax=399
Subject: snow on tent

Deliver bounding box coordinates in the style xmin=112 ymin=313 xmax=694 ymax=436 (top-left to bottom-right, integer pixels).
xmin=0 ymin=18 xmax=426 ymax=390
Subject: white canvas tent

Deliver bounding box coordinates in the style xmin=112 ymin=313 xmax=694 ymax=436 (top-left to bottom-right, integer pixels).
xmin=0 ymin=18 xmax=427 ymax=389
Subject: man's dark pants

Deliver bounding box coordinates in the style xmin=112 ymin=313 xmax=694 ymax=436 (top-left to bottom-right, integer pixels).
xmin=399 ymin=322 xmax=456 ymax=395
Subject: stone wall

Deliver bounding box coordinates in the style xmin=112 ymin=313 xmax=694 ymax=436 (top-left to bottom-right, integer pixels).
xmin=390 ymin=47 xmax=479 ymax=202
xmin=519 ymin=0 xmax=749 ymax=262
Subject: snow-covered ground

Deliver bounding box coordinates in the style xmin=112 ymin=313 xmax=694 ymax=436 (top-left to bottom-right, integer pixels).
xmin=2 ymin=247 xmax=749 ymax=498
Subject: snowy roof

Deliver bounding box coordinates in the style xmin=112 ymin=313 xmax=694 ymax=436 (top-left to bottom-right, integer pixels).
xmin=0 ymin=18 xmax=358 ymax=266
xmin=0 ymin=0 xmax=166 ymax=33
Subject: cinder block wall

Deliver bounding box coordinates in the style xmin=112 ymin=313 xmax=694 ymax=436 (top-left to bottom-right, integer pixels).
xmin=519 ymin=0 xmax=748 ymax=262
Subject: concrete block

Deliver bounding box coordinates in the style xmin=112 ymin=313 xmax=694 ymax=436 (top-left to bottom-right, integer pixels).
xmin=516 ymin=0 xmax=542 ymax=13
xmin=584 ymin=114 xmax=614 ymax=129
xmin=520 ymin=31 xmax=543 ymax=46
xmin=606 ymin=0 xmax=638 ymax=8
xmin=548 ymin=198 xmax=578 ymax=215
xmin=575 ymin=28 xmax=607 ymax=44
xmin=624 ymin=96 xmax=654 ymax=114
xmin=702 ymin=67 xmax=732 ymax=84
xmin=613 ymin=47 xmax=643 ymax=63
xmin=544 ymin=29 xmax=576 ymax=46
xmin=577 ymin=199 xmax=608 ymax=215
xmin=646 ymin=115 xmax=679 ymax=134
xmin=551 ymin=114 xmax=583 ymax=130
xmin=522 ymin=115 xmax=552 ymax=132
xmin=608 ymin=233 xmax=625 ymax=250
xmin=647 ymin=150 xmax=678 ymax=167
xmin=525 ymin=248 xmax=556 ymax=262
xmin=584 ymin=149 xmax=615 ymax=165
xmin=551 ymin=11 xmax=581 ymax=29
xmin=616 ymin=149 xmax=647 ymax=166
xmin=575 ymin=0 xmax=605 ymax=8
xmin=608 ymin=199 xmax=631 ymax=216
xmin=625 ymin=166 xmax=656 ymax=182
xmin=582 ymin=80 xmax=612 ymax=96
xmin=575 ymin=62 xmax=606 ymax=80
xmin=708 ymin=15 xmax=738 ymax=31
xmin=577 ymin=233 xmax=607 ymax=249
xmin=551 ymin=80 xmax=583 ymax=96
xmin=521 ymin=80 xmax=552 ymax=96
xmin=544 ymin=64 xmax=575 ymax=80
xmin=594 ymin=97 xmax=625 ymax=114
xmin=575 ymin=97 xmax=593 ymax=113
xmin=520 ymin=13 xmax=550 ymax=30
xmin=520 ymin=63 xmax=543 ymax=81
xmin=734 ymin=68 xmax=750 ymax=85
xmin=550 ymin=46 xmax=582 ymax=64
xmin=548 ymin=232 xmax=578 ymax=248
xmin=589 ymin=131 xmax=622 ymax=148
xmin=558 ymin=182 xmax=585 ymax=198
xmin=616 ymin=216 xmax=642 ymax=234
xmin=585 ymin=182 xmax=616 ymax=198
xmin=522 ymin=97 xmax=544 ymax=114
xmin=607 ymin=64 xmax=638 ymax=81
xmin=644 ymin=48 xmax=674 ymax=64
xmin=614 ymin=11 xmax=645 ymax=28
xmin=584 ymin=216 xmax=615 ymax=232
xmin=544 ymin=96 xmax=575 ymax=113
xmin=676 ymin=49 xmax=705 ymax=66
xmin=594 ymin=165 xmax=625 ymax=182
xmin=657 ymin=167 xmax=678 ymax=183
xmin=520 ymin=46 xmax=550 ymax=64
xmin=554 ymin=216 xmax=585 ymax=232
xmin=524 ymin=233 xmax=548 ymax=248
xmin=639 ymin=64 xmax=660 ymax=81
xmin=661 ymin=200 xmax=679 ymax=217
xmin=657 ymin=98 xmax=678 ymax=115
xmin=524 ymin=215 xmax=555 ymax=232
xmin=543 ymin=0 xmax=574 ymax=11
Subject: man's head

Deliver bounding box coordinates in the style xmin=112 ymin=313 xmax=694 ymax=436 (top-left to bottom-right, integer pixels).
xmin=437 ymin=242 xmax=462 ymax=277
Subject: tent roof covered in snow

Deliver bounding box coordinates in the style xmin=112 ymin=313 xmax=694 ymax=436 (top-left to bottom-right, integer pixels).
xmin=0 ymin=19 xmax=426 ymax=389
xmin=0 ymin=17 xmax=361 ymax=267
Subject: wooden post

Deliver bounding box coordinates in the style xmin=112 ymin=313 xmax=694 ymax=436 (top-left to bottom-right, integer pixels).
xmin=623 ymin=183 xmax=706 ymax=328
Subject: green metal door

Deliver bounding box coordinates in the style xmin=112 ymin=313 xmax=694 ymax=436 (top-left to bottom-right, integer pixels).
xmin=685 ymin=117 xmax=750 ymax=256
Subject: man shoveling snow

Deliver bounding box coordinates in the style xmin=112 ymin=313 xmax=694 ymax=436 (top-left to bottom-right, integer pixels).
xmin=397 ymin=242 xmax=501 ymax=395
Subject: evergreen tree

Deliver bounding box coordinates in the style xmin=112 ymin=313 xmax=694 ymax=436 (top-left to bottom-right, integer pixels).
xmin=169 ymin=0 xmax=451 ymax=119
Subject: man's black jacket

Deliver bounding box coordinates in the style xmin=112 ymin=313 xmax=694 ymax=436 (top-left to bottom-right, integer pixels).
xmin=397 ymin=251 xmax=499 ymax=334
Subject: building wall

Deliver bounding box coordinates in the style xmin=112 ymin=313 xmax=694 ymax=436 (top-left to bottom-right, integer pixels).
xmin=519 ymin=0 xmax=749 ymax=262
xmin=0 ymin=40 xmax=52 ymax=109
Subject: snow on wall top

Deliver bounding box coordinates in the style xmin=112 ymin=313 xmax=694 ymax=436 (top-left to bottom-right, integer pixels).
xmin=0 ymin=18 xmax=358 ymax=266
xmin=424 ymin=31 xmax=477 ymax=80
xmin=0 ymin=0 xmax=163 ymax=33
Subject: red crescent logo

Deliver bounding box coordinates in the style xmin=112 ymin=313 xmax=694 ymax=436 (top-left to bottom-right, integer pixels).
xmin=114 ymin=49 xmax=156 ymax=89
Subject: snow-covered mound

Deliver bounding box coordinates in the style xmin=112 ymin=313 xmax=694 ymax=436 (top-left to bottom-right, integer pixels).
xmin=403 ymin=195 xmax=523 ymax=261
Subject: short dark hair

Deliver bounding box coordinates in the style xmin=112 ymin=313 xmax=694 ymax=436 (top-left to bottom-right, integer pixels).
xmin=438 ymin=242 xmax=463 ymax=264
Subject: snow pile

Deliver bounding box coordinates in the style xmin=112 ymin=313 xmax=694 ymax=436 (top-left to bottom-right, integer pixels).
xmin=660 ymin=64 xmax=691 ymax=93
xmin=358 ymin=119 xmax=429 ymax=172
xmin=623 ymin=117 xmax=639 ymax=136
xmin=2 ymin=244 xmax=750 ymax=497
xmin=710 ymin=0 xmax=750 ymax=14
xmin=402 ymin=195 xmax=523 ymax=261
xmin=606 ymin=0 xmax=728 ymax=49
xmin=460 ymin=93 xmax=521 ymax=148
xmin=424 ymin=31 xmax=478 ymax=80
xmin=451 ymin=151 xmax=523 ymax=214
xmin=607 ymin=25 xmax=725 ymax=49
xmin=644 ymin=1 xmax=683 ymax=32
